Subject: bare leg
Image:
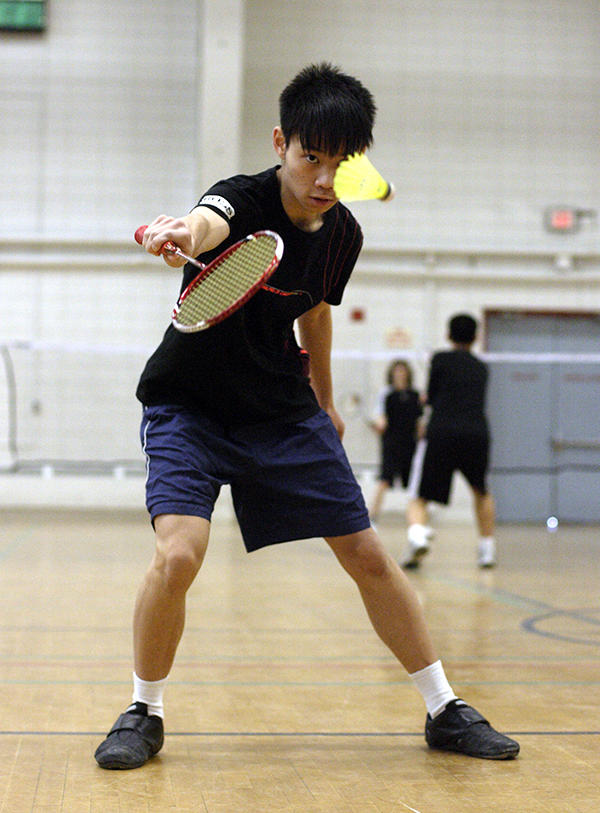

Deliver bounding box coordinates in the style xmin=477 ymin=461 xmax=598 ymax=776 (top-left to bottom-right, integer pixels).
xmin=368 ymin=479 xmax=390 ymax=520
xmin=473 ymin=490 xmax=495 ymax=537
xmin=326 ymin=527 xmax=437 ymax=673
xmin=406 ymin=496 xmax=428 ymax=527
xmin=133 ymin=514 xmax=210 ymax=681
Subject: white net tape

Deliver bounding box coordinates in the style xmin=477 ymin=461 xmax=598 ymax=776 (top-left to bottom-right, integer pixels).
xmin=2 ymin=339 xmax=600 ymax=475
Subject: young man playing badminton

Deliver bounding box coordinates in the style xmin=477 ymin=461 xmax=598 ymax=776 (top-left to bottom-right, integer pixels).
xmin=95 ymin=63 xmax=519 ymax=769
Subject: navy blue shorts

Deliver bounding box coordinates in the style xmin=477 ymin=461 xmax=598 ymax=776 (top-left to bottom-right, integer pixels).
xmin=140 ymin=405 xmax=370 ymax=552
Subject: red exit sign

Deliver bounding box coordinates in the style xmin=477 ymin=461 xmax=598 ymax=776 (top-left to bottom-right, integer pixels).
xmin=544 ymin=206 xmax=579 ymax=233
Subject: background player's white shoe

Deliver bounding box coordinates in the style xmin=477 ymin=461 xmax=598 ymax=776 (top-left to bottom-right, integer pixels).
xmin=401 ymin=524 xmax=432 ymax=569
xmin=477 ymin=537 xmax=496 ymax=568
xmin=401 ymin=537 xmax=430 ymax=569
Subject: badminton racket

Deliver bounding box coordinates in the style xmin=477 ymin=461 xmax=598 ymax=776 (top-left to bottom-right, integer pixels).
xmin=334 ymin=153 xmax=395 ymax=202
xmin=135 ymin=226 xmax=283 ymax=332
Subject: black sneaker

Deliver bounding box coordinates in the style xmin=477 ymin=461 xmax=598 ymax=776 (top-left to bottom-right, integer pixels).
xmin=94 ymin=702 xmax=164 ymax=769
xmin=425 ymin=699 xmax=520 ymax=759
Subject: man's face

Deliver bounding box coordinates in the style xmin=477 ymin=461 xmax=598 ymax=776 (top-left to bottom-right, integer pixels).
xmin=273 ymin=129 xmax=348 ymax=229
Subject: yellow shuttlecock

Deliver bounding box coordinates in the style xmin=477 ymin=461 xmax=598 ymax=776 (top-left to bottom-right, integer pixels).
xmin=334 ymin=153 xmax=395 ymax=202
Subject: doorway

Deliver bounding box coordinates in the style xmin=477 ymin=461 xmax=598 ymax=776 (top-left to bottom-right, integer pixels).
xmin=485 ymin=310 xmax=600 ymax=523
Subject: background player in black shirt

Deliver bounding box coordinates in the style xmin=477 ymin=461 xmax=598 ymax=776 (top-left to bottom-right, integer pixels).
xmin=369 ymin=360 xmax=423 ymax=522
xmin=404 ymin=314 xmax=497 ymax=569
xmin=95 ymin=67 xmax=517 ymax=770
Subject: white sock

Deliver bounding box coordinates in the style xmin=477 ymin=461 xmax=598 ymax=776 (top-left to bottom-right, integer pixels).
xmin=408 ymin=523 xmax=429 ymax=546
xmin=131 ymin=672 xmax=168 ymax=719
xmin=409 ymin=660 xmax=457 ymax=718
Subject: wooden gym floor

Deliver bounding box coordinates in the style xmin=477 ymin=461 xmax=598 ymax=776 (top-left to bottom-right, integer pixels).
xmin=1 ymin=507 xmax=599 ymax=812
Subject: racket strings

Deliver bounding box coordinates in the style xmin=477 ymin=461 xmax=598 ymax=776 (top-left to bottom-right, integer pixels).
xmin=175 ymin=236 xmax=277 ymax=327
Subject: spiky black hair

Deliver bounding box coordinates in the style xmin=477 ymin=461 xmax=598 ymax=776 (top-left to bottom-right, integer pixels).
xmin=279 ymin=62 xmax=376 ymax=157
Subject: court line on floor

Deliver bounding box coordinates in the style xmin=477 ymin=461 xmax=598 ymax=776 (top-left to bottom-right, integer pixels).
xmin=428 ymin=574 xmax=556 ymax=611
xmin=0 ymin=640 xmax=597 ymax=664
xmin=0 ymin=730 xmax=598 ymax=737
xmin=1 ymin=678 xmax=599 ymax=687
xmin=522 ymin=607 xmax=600 ymax=647
xmin=430 ymin=574 xmax=600 ymax=646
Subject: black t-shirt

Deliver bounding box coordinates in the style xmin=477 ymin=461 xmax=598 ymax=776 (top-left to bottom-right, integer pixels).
xmin=426 ymin=349 xmax=489 ymax=437
xmin=136 ymin=167 xmax=363 ymax=426
xmin=383 ymin=389 xmax=422 ymax=448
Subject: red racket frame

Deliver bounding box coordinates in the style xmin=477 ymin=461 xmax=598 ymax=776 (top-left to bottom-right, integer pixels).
xmin=135 ymin=226 xmax=283 ymax=332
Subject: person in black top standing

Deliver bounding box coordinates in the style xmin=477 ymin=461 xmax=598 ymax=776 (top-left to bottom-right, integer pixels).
xmin=94 ymin=67 xmax=517 ymax=770
xmin=369 ymin=360 xmax=423 ymax=522
xmin=403 ymin=314 xmax=497 ymax=569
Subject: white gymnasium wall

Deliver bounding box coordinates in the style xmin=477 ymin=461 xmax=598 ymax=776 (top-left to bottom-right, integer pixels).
xmin=1 ymin=0 xmax=599 ymax=514
xmin=2 ymin=0 xmax=598 ymax=247
xmin=1 ymin=0 xmax=200 ymax=240
xmin=243 ymin=0 xmax=600 ymax=254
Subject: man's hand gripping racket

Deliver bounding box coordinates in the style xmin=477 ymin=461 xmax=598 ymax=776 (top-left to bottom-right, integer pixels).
xmin=135 ymin=226 xmax=283 ymax=332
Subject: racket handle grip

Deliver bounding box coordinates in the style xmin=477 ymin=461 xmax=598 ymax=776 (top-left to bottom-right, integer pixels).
xmin=134 ymin=225 xmax=179 ymax=256
xmin=134 ymin=225 xmax=148 ymax=244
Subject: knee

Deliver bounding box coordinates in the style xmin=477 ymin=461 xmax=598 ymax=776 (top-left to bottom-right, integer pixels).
xmin=156 ymin=544 xmax=201 ymax=593
xmin=152 ymin=520 xmax=207 ymax=593
xmin=336 ymin=535 xmax=393 ymax=583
